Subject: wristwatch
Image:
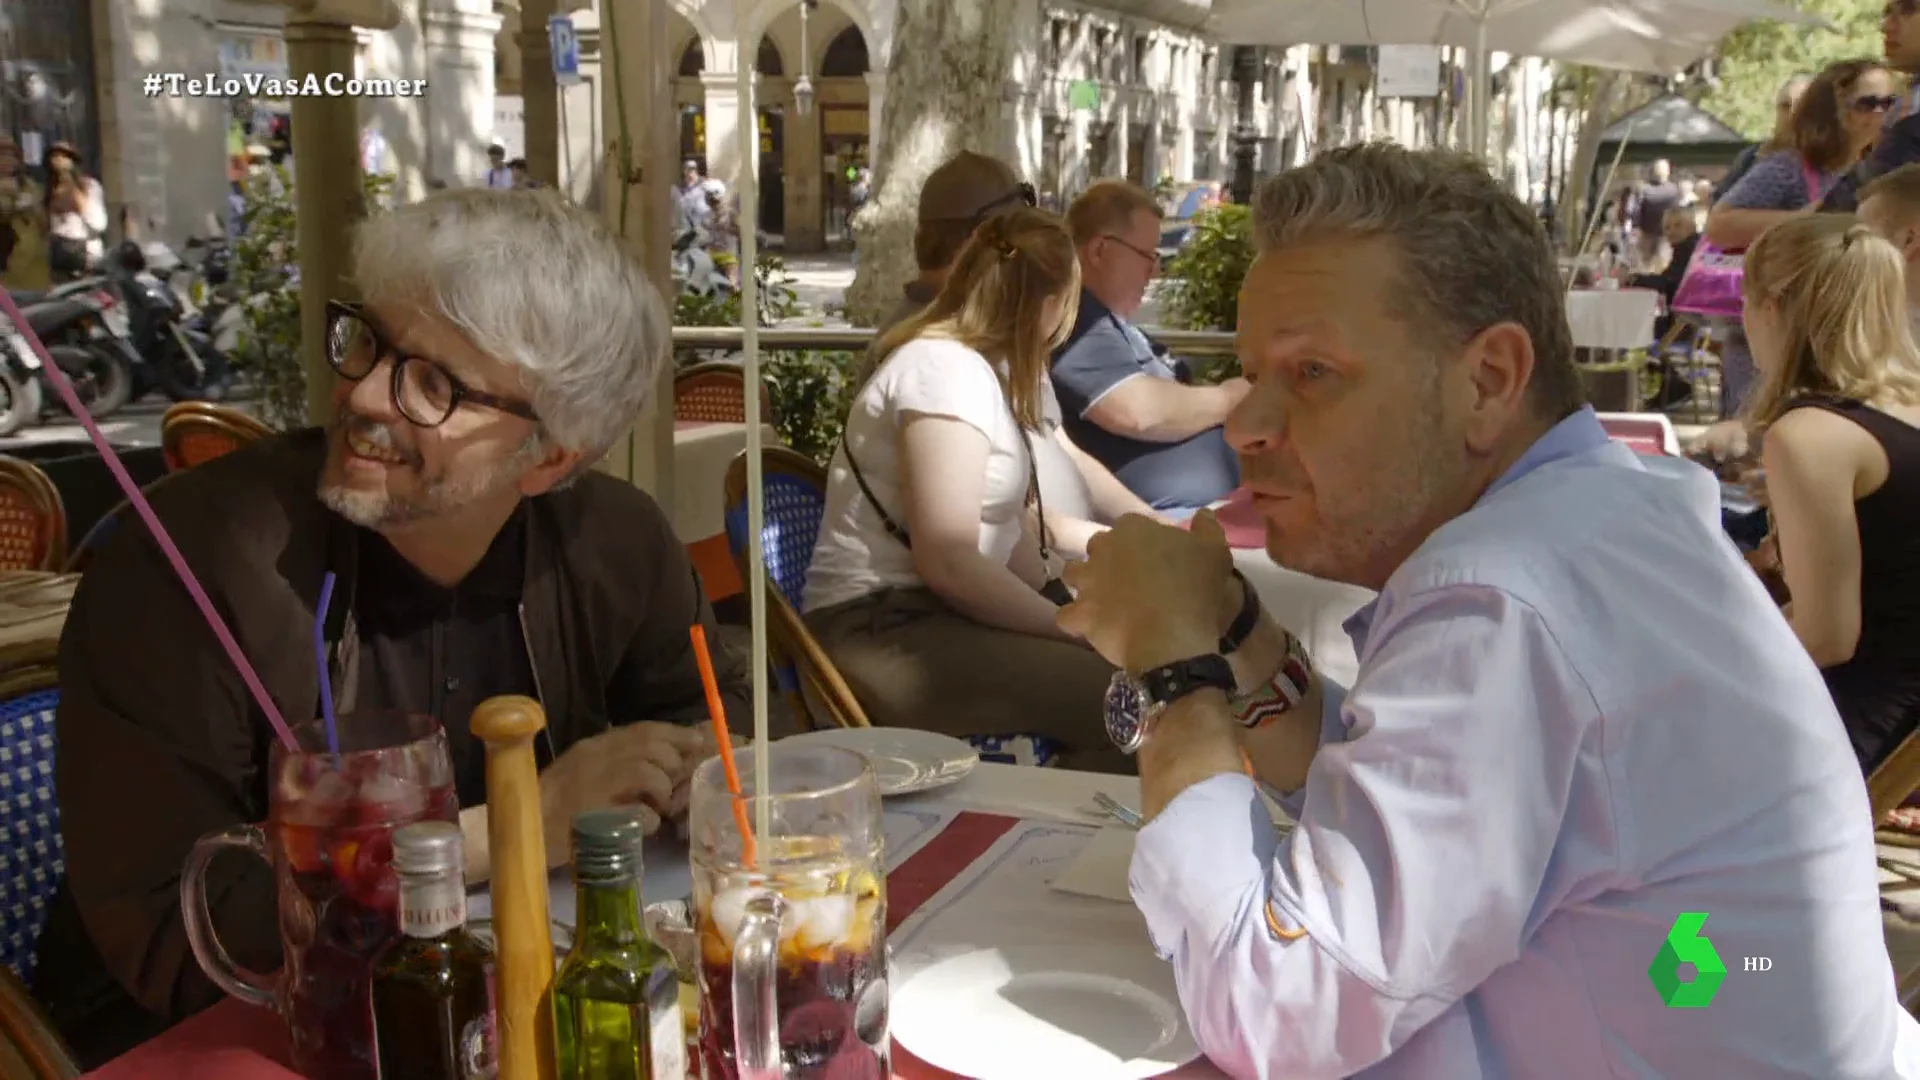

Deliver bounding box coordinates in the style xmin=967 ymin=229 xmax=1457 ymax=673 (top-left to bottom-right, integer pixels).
xmin=1104 ymin=654 xmax=1237 ymax=754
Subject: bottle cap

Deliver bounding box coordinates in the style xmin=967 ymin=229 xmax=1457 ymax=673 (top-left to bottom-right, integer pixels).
xmin=571 ymin=808 xmax=647 ymax=881
xmin=392 ymin=820 xmax=463 ymax=877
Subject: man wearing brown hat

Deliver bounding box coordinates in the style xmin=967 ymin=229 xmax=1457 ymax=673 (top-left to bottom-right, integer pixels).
xmin=877 ymin=149 xmax=1034 ymax=334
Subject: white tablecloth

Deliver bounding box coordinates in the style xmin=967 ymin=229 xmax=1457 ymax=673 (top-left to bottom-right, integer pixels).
xmin=1233 ymin=550 xmax=1374 ymax=688
xmin=671 ymin=421 xmax=781 ymax=541
xmin=1565 ymin=288 xmax=1660 ymax=350
xmin=466 ymin=765 xmax=1223 ymax=1074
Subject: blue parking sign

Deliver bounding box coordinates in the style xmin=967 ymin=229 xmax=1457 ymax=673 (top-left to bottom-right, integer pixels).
xmin=548 ymin=15 xmax=580 ymax=85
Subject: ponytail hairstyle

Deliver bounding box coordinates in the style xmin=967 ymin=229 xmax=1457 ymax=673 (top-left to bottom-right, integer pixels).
xmin=1742 ymin=213 xmax=1920 ymax=429
xmin=869 ymin=206 xmax=1080 ymax=429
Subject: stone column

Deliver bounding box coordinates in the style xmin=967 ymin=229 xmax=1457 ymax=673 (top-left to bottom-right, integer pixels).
xmin=784 ymin=93 xmax=824 ymax=251
xmin=700 ymin=71 xmax=743 ymax=191
xmin=422 ymin=0 xmax=504 ymax=190
xmin=359 ymin=3 xmax=427 ymax=203
xmin=286 ymin=15 xmax=373 ymax=425
xmin=518 ymin=0 xmax=559 ymax=185
xmin=593 ymin=0 xmax=676 ymax=502
xmin=865 ymin=70 xmax=885 ymax=157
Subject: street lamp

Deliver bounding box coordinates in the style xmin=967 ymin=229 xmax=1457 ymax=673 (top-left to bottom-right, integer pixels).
xmin=793 ymin=0 xmax=817 ymax=118
xmin=1228 ymin=45 xmax=1261 ymax=206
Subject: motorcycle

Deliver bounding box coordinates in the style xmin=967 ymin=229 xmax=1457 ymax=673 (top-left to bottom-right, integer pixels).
xmin=178 ymin=235 xmax=244 ymax=370
xmin=0 ymin=284 xmax=136 ymax=433
xmin=671 ymin=225 xmax=734 ymax=299
xmin=104 ymin=239 xmax=230 ymax=402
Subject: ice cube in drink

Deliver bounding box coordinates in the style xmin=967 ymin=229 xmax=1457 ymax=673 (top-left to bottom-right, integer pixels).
xmin=272 ymin=766 xmax=458 ymax=1080
xmin=692 ymin=836 xmax=888 ymax=1080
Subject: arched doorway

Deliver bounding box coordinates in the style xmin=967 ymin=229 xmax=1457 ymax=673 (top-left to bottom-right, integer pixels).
xmin=674 ymin=32 xmax=786 ymax=237
xmin=817 ymin=25 xmax=868 ymax=250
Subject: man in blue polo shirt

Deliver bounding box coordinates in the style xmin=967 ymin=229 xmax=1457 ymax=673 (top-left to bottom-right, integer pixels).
xmin=1052 ymin=180 xmax=1245 ymax=515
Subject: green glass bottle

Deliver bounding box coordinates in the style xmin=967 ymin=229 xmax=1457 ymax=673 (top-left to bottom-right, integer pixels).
xmin=552 ymin=809 xmax=685 ymax=1080
xmin=370 ymin=821 xmax=496 ymax=1079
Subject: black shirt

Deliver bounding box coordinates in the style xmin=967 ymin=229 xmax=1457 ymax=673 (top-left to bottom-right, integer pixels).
xmin=351 ymin=508 xmax=540 ymax=807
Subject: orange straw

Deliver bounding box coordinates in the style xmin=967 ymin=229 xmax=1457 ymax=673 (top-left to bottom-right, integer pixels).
xmin=689 ymin=625 xmax=756 ymax=866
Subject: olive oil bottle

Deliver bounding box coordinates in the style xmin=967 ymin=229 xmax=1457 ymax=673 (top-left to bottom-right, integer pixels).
xmin=552 ymin=809 xmax=684 ymax=1079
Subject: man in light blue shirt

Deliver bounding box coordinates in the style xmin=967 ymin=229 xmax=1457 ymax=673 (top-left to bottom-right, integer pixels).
xmin=1059 ymin=143 xmax=1920 ymax=1078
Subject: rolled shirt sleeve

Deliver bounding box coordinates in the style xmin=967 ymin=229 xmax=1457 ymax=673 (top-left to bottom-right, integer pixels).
xmin=1128 ymin=585 xmax=1601 ymax=1079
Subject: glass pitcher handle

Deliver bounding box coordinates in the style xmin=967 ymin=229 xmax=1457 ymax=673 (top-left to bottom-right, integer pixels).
xmin=730 ymin=890 xmax=787 ymax=1080
xmin=179 ymin=824 xmax=280 ymax=1011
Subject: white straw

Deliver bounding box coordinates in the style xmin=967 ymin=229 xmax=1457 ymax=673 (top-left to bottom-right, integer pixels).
xmin=737 ymin=56 xmax=771 ymax=843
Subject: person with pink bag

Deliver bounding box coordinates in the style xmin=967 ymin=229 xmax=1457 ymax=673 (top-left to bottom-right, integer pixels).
xmin=1686 ymin=59 xmax=1898 ymax=455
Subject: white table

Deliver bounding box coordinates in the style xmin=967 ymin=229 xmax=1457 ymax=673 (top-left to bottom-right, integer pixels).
xmin=468 ymin=764 xmax=1143 ymax=923
xmin=1565 ymin=287 xmax=1660 ymax=350
xmin=671 ymin=420 xmax=781 ymax=542
xmin=465 ymin=763 xmax=1231 ymax=1076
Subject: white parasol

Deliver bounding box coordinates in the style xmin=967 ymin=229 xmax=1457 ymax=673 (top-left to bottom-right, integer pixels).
xmin=1205 ymin=0 xmax=1827 ymax=159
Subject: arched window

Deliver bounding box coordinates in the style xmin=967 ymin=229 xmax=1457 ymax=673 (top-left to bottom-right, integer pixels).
xmin=756 ymin=36 xmax=783 ymax=75
xmin=678 ymin=39 xmax=704 ymax=77
xmin=819 ymin=27 xmax=867 ymax=77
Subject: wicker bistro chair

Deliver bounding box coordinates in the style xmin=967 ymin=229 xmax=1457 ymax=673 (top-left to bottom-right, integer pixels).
xmin=0 ymin=665 xmax=60 ymax=985
xmin=675 ymin=362 xmax=776 ymax=426
xmin=722 ymin=447 xmax=864 ymax=730
xmin=160 ymin=401 xmax=272 ymax=472
xmin=721 ymin=448 xmax=1062 ymax=766
xmin=0 ymin=461 xmax=65 ymax=573
xmin=0 ymin=962 xmax=76 ymax=1079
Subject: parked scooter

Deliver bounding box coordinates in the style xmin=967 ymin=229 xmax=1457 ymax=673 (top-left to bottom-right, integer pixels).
xmin=671 ymin=225 xmax=734 ymax=299
xmin=102 ymin=239 xmax=230 ymax=402
xmin=0 ymin=284 xmax=136 ymax=433
xmin=176 ymin=235 xmax=243 ymax=375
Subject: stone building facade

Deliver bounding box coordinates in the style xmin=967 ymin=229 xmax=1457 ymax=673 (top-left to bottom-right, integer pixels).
xmin=52 ymin=0 xmax=1556 ymax=253
xmin=499 ymin=0 xmax=1305 ymax=253
xmin=70 ymin=0 xmax=499 ymax=245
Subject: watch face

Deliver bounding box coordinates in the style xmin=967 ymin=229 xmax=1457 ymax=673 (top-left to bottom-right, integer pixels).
xmin=1104 ymin=672 xmax=1148 ymax=754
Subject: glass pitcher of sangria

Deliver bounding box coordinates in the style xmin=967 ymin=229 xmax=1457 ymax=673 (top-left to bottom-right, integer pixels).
xmin=180 ymin=711 xmax=459 ymax=1079
xmin=689 ymin=742 xmax=888 ymax=1080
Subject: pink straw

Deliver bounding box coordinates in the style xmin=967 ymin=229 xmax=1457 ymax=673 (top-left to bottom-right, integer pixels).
xmin=0 ymin=289 xmax=297 ymax=750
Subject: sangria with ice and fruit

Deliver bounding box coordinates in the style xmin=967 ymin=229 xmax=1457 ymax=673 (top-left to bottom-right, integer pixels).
xmin=688 ymin=744 xmax=889 ymax=1080
xmin=183 ymin=712 xmax=457 ymax=1080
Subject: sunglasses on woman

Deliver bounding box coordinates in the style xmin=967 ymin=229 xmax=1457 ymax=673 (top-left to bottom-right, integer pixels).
xmin=1854 ymin=94 xmax=1900 ymax=114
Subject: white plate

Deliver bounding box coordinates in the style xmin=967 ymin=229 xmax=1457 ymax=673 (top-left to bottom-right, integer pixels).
xmin=782 ymin=727 xmax=978 ymax=797
xmin=892 ymin=945 xmax=1199 ymax=1078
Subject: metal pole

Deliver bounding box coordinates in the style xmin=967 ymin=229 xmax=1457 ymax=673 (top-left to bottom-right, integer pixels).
xmin=736 ymin=43 xmax=770 ymax=840
xmin=284 ymin=15 xmax=365 ymax=425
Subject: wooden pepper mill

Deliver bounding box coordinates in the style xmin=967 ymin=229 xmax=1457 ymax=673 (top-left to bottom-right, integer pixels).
xmin=472 ymin=695 xmax=557 ymax=1080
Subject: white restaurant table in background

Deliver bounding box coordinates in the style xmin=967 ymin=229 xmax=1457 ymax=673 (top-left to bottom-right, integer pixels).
xmin=670 ymin=420 xmax=781 ymax=543
xmin=1565 ymin=287 xmax=1660 ymax=350
xmin=467 ymin=764 xmax=1141 ymax=926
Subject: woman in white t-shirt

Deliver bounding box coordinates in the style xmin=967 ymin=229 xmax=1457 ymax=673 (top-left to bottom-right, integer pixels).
xmin=804 ymin=208 xmax=1133 ymax=772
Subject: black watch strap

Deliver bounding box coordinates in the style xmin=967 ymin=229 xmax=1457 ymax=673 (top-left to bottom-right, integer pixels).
xmin=1143 ymin=654 xmax=1236 ymax=707
xmin=1218 ymin=569 xmax=1259 ymax=655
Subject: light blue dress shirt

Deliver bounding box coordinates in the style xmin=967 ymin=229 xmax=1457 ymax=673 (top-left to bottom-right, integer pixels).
xmin=1130 ymin=407 xmax=1920 ymax=1079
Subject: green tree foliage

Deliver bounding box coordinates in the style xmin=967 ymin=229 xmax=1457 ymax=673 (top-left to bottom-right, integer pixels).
xmin=229 ymin=166 xmax=393 ymax=429
xmin=1697 ymin=0 xmax=1886 ymax=138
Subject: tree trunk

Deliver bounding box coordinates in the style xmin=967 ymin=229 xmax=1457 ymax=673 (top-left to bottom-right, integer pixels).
xmin=1561 ymin=69 xmax=1622 ymax=252
xmin=844 ymin=0 xmax=1022 ymax=327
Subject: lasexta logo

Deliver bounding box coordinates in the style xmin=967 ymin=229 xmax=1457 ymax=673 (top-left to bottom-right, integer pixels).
xmin=1649 ymin=911 xmax=1727 ymax=1007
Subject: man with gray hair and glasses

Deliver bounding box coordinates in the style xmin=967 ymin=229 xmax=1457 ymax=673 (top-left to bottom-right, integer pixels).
xmin=38 ymin=188 xmax=749 ymax=1064
xmin=1059 ymin=144 xmax=1920 ymax=1077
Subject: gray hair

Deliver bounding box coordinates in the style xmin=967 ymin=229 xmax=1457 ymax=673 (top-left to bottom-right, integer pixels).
xmin=1250 ymin=143 xmax=1583 ymax=420
xmin=350 ymin=188 xmax=670 ymax=459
